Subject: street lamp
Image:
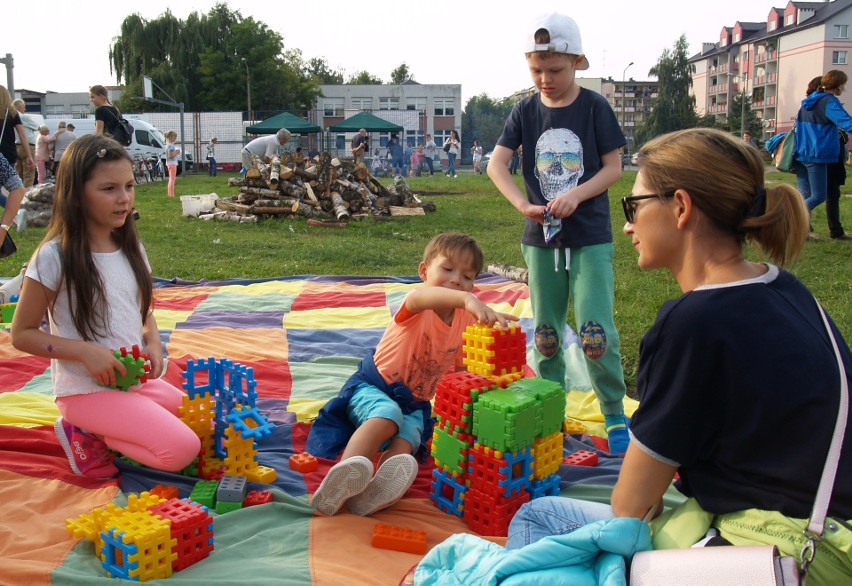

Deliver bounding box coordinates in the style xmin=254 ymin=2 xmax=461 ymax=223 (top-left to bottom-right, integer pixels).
xmin=740 ymin=72 xmax=747 ymax=137
xmin=622 ymin=62 xmax=634 ymax=163
xmin=241 ymin=57 xmax=252 ymax=124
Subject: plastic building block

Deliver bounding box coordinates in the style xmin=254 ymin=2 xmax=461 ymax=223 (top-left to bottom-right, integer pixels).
xmin=289 ymin=452 xmax=318 ymax=473
xmin=100 ymin=510 xmax=177 ymax=581
xmin=244 ymin=490 xmax=273 ymax=507
xmin=0 ymin=299 xmax=16 ymax=325
xmin=563 ymin=418 xmax=587 ymax=435
xmin=433 ymin=371 xmax=496 ymax=434
xmin=371 ymin=523 xmax=427 ymax=555
xmin=215 ymin=499 xmax=243 ymax=514
xmin=562 ymin=450 xmax=599 ymax=467
xmin=468 ymin=443 xmax=533 ymax=498
xmin=508 ymin=378 xmax=566 ymax=436
xmin=216 ymin=474 xmax=247 ymax=502
xmin=472 ymin=388 xmax=541 ymax=452
xmin=531 ymin=431 xmax=563 ymax=479
xmin=528 ymin=473 xmax=561 ymax=500
xmin=429 ymin=467 xmax=467 ymax=517
xmin=189 ymin=479 xmax=219 ymax=510
xmin=431 ymin=422 xmax=473 ymax=477
xmin=462 ymin=323 xmax=526 ymax=379
xmin=150 ymin=484 xmax=180 ymax=500
xmin=148 ymin=498 xmax=214 ymax=571
xmin=245 ymin=465 xmax=276 ymax=483
xmin=463 ymin=487 xmax=529 ymax=537
xmin=109 ymin=345 xmax=151 ymax=391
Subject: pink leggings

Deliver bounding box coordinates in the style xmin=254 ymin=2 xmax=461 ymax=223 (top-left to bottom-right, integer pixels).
xmin=167 ymin=164 xmax=177 ymax=197
xmin=56 ymin=379 xmax=200 ymax=472
xmin=36 ymin=160 xmax=47 ymax=184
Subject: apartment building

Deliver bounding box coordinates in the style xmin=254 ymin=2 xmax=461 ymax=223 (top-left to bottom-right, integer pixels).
xmin=690 ymin=0 xmax=852 ymax=138
xmin=317 ymin=81 xmax=462 ymax=152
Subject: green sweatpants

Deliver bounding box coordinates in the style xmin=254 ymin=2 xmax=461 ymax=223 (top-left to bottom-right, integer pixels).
xmin=522 ymin=243 xmax=627 ymax=416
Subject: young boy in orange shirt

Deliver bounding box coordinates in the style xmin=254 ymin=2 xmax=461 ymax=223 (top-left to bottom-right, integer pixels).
xmin=306 ymin=233 xmax=517 ymax=516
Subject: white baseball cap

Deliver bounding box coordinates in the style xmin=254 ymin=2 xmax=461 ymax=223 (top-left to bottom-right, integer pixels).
xmin=525 ymin=13 xmax=589 ymax=70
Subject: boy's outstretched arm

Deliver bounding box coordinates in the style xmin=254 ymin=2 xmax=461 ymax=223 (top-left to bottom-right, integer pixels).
xmin=487 ymin=145 xmax=546 ymax=224
xmin=405 ymin=286 xmax=518 ymax=328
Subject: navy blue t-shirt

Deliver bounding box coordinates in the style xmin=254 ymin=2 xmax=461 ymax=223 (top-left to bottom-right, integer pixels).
xmin=630 ymin=267 xmax=852 ymax=520
xmin=496 ymin=89 xmax=625 ymax=248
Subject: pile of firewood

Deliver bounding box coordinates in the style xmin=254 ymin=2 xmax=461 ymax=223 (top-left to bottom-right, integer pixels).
xmin=213 ymin=151 xmax=435 ymax=224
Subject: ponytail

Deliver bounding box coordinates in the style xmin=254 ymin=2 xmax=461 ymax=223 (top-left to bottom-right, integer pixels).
xmin=740 ymin=183 xmax=809 ymax=266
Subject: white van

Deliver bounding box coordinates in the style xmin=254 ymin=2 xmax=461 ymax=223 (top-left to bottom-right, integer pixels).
xmin=44 ymin=118 xmax=193 ymax=172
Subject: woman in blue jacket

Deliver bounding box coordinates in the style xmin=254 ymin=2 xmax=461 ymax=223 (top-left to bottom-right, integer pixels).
xmin=794 ymin=69 xmax=852 ymax=236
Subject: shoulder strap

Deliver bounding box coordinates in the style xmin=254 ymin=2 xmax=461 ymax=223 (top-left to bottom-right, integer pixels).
xmin=807 ymin=300 xmax=848 ymax=536
xmin=0 ymin=108 xmax=7 ymax=145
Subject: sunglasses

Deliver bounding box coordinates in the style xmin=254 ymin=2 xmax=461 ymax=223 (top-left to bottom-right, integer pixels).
xmin=536 ymin=151 xmax=582 ymax=173
xmin=621 ymin=192 xmax=675 ymax=223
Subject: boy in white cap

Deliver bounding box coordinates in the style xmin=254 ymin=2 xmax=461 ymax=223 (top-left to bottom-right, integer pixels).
xmin=486 ymin=13 xmax=631 ymax=454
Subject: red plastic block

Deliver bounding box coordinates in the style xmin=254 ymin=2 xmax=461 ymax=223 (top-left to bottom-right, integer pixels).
xmin=244 ymin=490 xmax=273 ymax=507
xmin=371 ymin=523 xmax=427 ymax=555
xmin=562 ymin=450 xmax=599 ymax=467
xmin=463 ymin=487 xmax=529 ymax=537
xmin=148 ymin=498 xmax=214 ymax=571
xmin=289 ymin=452 xmax=318 ymax=473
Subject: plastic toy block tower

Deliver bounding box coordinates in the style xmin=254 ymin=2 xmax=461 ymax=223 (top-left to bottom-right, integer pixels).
xmin=180 ymin=357 xmax=277 ymax=483
xmin=429 ymin=324 xmax=567 ymax=536
xmin=462 ymin=323 xmax=526 ymax=382
xmin=148 ymin=498 xmax=214 ymax=572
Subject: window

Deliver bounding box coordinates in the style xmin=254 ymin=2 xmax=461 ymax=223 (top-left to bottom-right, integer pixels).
xmin=835 ymin=25 xmax=849 ymax=39
xmin=721 ymin=38 xmax=727 ymax=47
xmin=406 ymin=97 xmax=427 ymax=112
xmin=434 ymin=98 xmax=455 ymax=116
xmin=785 ymin=14 xmax=794 ymax=26
xmin=351 ymin=97 xmax=372 ymax=110
xmin=71 ymin=104 xmax=90 ymax=117
xmin=379 ymin=97 xmax=399 ymax=110
xmin=406 ymin=131 xmax=424 ymax=147
xmin=769 ymin=21 xmax=777 ymax=32
xmin=433 ymin=130 xmax=451 ymax=149
xmin=334 ymin=133 xmax=346 ymax=150
xmin=734 ymin=33 xmax=740 ymax=42
xmin=45 ymin=105 xmax=64 ymax=115
xmin=323 ymin=98 xmax=344 ymax=117
xmin=833 ymin=51 xmax=848 ymax=65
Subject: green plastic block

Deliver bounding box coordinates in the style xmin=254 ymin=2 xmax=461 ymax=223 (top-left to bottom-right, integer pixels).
xmin=472 ymin=389 xmax=541 ymax=452
xmin=431 ymin=424 xmax=470 ymax=476
xmin=190 ymin=479 xmax=219 ymax=509
xmin=215 ymin=499 xmax=243 ymax=514
xmin=509 ymin=378 xmax=566 ymax=436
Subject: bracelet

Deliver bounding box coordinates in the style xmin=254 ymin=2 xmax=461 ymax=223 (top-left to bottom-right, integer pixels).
xmin=0 ymin=224 xmax=9 ymax=232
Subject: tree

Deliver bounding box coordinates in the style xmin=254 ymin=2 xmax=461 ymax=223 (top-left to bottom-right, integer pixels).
xmin=347 ymin=71 xmax=384 ymax=85
xmin=390 ymin=63 xmax=413 ymax=84
xmin=306 ymin=57 xmax=344 ymax=85
xmin=462 ymin=94 xmax=514 ymax=153
xmin=109 ymin=3 xmax=321 ymax=113
xmin=633 ymin=35 xmax=697 ymax=147
xmin=728 ymin=91 xmax=764 ymax=139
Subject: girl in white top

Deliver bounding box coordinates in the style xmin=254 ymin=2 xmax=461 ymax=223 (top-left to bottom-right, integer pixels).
xmin=164 ymin=130 xmax=181 ymax=198
xmin=444 ymin=130 xmax=461 ymax=177
xmin=11 ymin=134 xmax=199 ymax=479
xmin=471 ymin=139 xmax=483 ymax=175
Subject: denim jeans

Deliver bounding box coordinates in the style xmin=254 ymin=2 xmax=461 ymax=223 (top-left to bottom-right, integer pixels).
xmin=796 ymin=161 xmax=828 ymax=211
xmin=424 ymin=156 xmax=435 ymax=175
xmin=506 ymin=496 xmax=614 ymax=549
xmin=447 ymin=153 xmax=457 ymax=175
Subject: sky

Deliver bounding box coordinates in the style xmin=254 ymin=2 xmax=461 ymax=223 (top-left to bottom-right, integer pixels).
xmin=6 ymin=0 xmax=779 ymax=105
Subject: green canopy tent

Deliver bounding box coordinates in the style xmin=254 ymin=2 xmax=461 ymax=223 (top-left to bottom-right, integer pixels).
xmin=246 ymin=111 xmax=322 ymax=134
xmin=327 ymin=111 xmax=403 ymax=133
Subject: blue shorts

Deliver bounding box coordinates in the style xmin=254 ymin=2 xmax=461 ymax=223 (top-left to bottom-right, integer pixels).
xmin=347 ymin=382 xmax=424 ymax=452
xmin=0 ymin=154 xmax=23 ymax=192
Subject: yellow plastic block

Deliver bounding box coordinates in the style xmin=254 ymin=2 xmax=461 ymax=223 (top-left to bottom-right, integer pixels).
xmin=245 ymin=465 xmax=277 ymax=483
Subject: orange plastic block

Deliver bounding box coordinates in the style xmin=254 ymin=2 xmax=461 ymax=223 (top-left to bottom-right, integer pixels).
xmin=562 ymin=450 xmax=599 ymax=467
xmin=150 ymin=484 xmax=180 ymax=500
xmin=289 ymin=452 xmax=318 ymax=473
xmin=371 ymin=523 xmax=427 ymax=555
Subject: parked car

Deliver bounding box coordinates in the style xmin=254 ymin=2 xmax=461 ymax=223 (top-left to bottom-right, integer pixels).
xmin=480 ymin=150 xmax=493 ymax=173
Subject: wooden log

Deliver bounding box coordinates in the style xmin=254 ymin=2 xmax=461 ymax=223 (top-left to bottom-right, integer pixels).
xmin=268 ymin=156 xmax=280 ymax=189
xmin=280 ymin=165 xmax=294 ymax=180
xmin=389 ymin=206 xmax=425 ymax=216
xmin=215 ymin=199 xmax=252 ymax=214
xmin=316 ymin=152 xmax=332 ymax=193
xmin=308 ymin=219 xmax=348 ymax=228
xmin=228 ymin=177 xmax=247 ymax=187
xmin=240 ymin=186 xmax=283 ymax=199
xmin=304 ymin=183 xmax=319 ymax=206
xmin=278 ymin=181 xmax=306 ymax=199
xmin=487 ymin=263 xmax=528 ymax=284
xmin=330 ymin=191 xmax=349 ymax=220
xmin=295 ymin=167 xmax=318 ymax=181
xmin=353 ymin=163 xmax=370 ymax=183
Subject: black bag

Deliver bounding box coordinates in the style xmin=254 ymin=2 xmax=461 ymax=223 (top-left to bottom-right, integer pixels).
xmin=443 ymin=143 xmax=451 ymax=153
xmin=107 ymin=108 xmax=134 ymax=147
xmin=0 ymin=232 xmax=16 ymax=259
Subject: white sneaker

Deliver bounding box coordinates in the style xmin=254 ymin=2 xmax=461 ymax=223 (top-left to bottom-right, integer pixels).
xmin=311 ymin=456 xmax=373 ymax=516
xmin=347 ymin=453 xmax=418 ymax=516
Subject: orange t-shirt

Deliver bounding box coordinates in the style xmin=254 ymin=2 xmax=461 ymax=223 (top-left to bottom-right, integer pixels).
xmin=373 ymin=292 xmax=475 ymax=402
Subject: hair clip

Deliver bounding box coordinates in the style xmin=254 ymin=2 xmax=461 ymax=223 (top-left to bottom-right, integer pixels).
xmin=96 ymin=148 xmax=107 ymax=158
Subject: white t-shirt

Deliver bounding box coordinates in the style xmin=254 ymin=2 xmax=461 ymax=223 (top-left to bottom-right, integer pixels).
xmin=26 ymin=240 xmax=151 ymax=396
xmin=244 ymin=135 xmax=281 ymax=159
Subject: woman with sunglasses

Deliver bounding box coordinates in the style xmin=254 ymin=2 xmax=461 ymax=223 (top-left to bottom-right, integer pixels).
xmin=506 ymin=128 xmax=852 ymax=584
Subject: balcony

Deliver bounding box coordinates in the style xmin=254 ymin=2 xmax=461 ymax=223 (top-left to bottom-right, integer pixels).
xmin=709 ymin=104 xmax=729 ymax=113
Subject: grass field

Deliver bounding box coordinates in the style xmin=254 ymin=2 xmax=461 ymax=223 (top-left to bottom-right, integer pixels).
xmin=2 ymin=166 xmax=849 ymax=389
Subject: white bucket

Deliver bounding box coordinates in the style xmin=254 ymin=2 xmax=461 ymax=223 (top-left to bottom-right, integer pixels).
xmin=180 ymin=193 xmax=219 ymax=216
